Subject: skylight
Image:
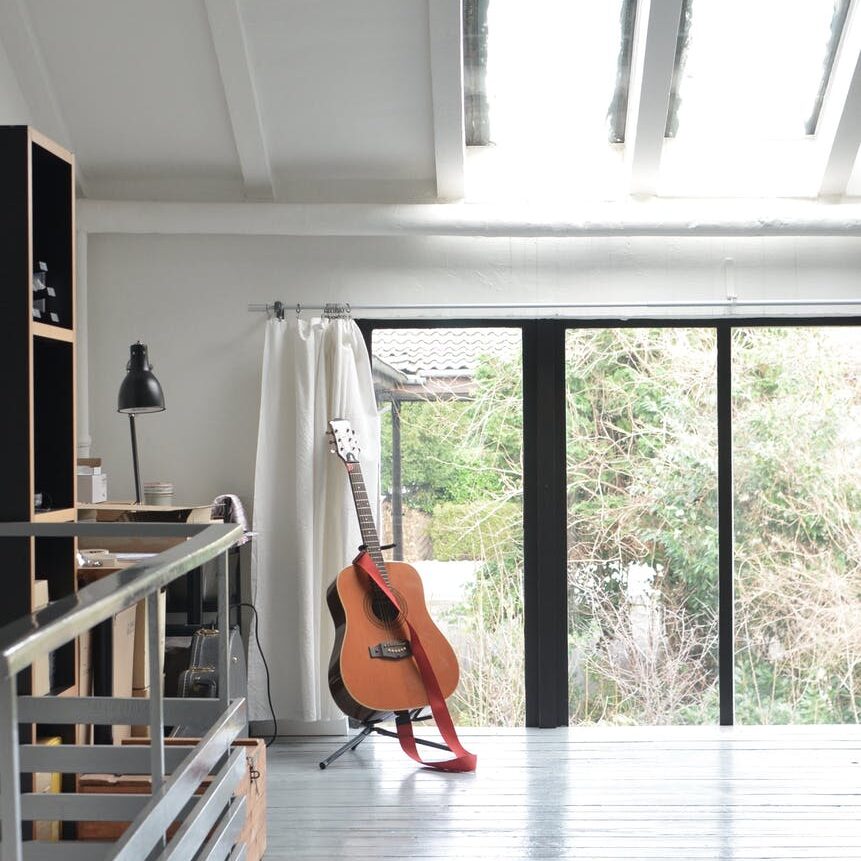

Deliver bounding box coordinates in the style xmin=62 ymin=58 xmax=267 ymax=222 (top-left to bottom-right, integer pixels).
xmin=463 ymin=0 xmax=856 ymax=200
xmin=482 ymin=0 xmax=629 ymax=148
xmin=667 ymin=0 xmax=849 ymax=141
xmin=463 ymin=0 xmax=633 ymax=200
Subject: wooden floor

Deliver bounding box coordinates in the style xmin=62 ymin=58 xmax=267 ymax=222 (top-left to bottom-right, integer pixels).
xmin=264 ymin=724 xmax=861 ymax=859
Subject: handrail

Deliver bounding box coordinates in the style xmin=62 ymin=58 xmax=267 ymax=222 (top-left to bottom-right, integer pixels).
xmin=0 ymin=521 xmax=242 ymax=681
xmin=0 ymin=519 xmax=250 ymax=861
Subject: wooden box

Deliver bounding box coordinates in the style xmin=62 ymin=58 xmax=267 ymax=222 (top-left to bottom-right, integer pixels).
xmin=32 ymin=736 xmax=62 ymax=841
xmin=76 ymin=737 xmax=265 ymax=860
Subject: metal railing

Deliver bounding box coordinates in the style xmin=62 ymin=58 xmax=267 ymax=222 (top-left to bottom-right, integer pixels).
xmin=0 ymin=521 xmax=248 ymax=861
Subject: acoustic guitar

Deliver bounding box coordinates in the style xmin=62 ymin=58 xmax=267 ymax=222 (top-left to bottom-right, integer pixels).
xmin=325 ymin=418 xmax=460 ymax=723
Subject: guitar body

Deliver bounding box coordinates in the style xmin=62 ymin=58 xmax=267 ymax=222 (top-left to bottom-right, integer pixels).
xmin=327 ymin=559 xmax=460 ymax=723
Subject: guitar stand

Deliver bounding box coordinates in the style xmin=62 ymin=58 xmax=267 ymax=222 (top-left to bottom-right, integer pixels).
xmin=318 ymin=710 xmax=451 ymax=770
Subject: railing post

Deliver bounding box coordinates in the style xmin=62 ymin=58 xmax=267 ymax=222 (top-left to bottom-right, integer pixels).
xmin=0 ymin=675 xmax=23 ymax=861
xmin=218 ymin=550 xmax=230 ymax=713
xmin=147 ymin=590 xmax=166 ymax=850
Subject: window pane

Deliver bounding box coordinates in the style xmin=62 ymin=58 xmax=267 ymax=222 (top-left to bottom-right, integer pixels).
xmin=372 ymin=328 xmax=524 ymax=726
xmin=668 ymin=0 xmax=847 ymax=141
xmin=566 ymin=328 xmax=719 ymax=725
xmin=733 ymin=327 xmax=861 ymax=725
xmin=464 ymin=0 xmax=632 ymax=199
xmin=475 ymin=0 xmax=629 ymax=147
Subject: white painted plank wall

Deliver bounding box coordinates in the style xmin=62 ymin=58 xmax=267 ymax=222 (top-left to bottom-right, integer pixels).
xmin=85 ymin=231 xmax=861 ymax=508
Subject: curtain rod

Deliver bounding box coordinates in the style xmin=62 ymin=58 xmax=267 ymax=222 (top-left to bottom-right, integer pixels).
xmin=248 ymin=298 xmax=861 ymax=319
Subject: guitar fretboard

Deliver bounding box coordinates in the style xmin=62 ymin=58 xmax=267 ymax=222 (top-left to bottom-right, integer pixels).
xmin=346 ymin=462 xmax=390 ymax=587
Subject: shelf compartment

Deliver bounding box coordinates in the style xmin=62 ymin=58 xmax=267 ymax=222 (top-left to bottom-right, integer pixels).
xmin=33 ymin=337 xmax=75 ymax=512
xmin=31 ymin=140 xmax=73 ymax=331
xmin=0 ymin=536 xmax=32 ymax=628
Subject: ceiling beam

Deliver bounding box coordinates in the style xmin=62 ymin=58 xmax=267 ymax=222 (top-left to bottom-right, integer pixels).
xmin=818 ymin=0 xmax=861 ymax=196
xmin=624 ymin=0 xmax=684 ymax=196
xmin=0 ymin=0 xmax=90 ymax=196
xmin=428 ymin=0 xmax=465 ymax=201
xmin=79 ymin=199 xmax=861 ymax=237
xmin=204 ymin=0 xmax=274 ymax=201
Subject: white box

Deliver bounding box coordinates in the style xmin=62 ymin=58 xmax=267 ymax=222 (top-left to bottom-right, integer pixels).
xmin=77 ymin=472 xmax=108 ymax=504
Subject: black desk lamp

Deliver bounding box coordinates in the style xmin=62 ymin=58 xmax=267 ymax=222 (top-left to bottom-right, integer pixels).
xmin=117 ymin=342 xmax=165 ymax=503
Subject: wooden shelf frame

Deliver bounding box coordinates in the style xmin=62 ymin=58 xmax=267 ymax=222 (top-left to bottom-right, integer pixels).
xmin=0 ymin=126 xmax=80 ymax=815
xmin=32 ymin=321 xmax=75 ymax=343
xmin=33 ymin=508 xmax=77 ymax=524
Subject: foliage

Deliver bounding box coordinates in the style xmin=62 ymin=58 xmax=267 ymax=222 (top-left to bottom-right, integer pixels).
xmin=380 ymin=354 xmax=522 ymax=516
xmin=430 ymin=499 xmax=521 ymax=562
xmin=566 ymin=328 xmax=719 ymax=612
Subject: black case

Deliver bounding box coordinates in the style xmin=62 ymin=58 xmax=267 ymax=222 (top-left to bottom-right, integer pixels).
xmin=177 ymin=667 xmax=218 ymax=698
xmin=168 ymin=626 xmax=248 ymax=737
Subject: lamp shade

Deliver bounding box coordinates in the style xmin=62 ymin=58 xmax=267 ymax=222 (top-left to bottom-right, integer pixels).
xmin=117 ymin=342 xmax=165 ymax=414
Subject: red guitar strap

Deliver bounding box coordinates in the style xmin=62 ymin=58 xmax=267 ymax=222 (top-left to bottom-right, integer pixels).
xmin=353 ymin=551 xmax=477 ymax=773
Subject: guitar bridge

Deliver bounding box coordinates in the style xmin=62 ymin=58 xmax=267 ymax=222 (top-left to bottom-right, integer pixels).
xmin=369 ymin=640 xmax=412 ymax=660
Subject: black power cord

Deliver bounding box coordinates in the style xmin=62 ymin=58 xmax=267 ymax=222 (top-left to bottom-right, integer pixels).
xmin=233 ymin=601 xmax=278 ymax=748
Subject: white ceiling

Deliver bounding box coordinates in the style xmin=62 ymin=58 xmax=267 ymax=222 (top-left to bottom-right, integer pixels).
xmin=1 ymin=0 xmax=861 ymax=206
xmin=0 ymin=0 xmax=444 ymax=203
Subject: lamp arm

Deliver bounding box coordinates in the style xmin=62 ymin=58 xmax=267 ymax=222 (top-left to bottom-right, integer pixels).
xmin=128 ymin=413 xmax=142 ymax=504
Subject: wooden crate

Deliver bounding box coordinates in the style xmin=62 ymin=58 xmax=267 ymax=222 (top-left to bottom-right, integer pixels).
xmin=33 ymin=736 xmax=62 ymax=841
xmin=76 ymin=738 xmax=266 ymax=860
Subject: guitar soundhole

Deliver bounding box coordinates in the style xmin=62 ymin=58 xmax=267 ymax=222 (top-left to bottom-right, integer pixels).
xmin=364 ymin=588 xmax=407 ymax=627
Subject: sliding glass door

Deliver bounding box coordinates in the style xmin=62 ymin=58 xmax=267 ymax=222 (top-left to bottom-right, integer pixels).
xmin=732 ymin=326 xmax=861 ymax=724
xmin=370 ymin=327 xmax=524 ymax=726
xmin=565 ymin=328 xmax=719 ymax=724
xmin=362 ymin=318 xmax=860 ymax=727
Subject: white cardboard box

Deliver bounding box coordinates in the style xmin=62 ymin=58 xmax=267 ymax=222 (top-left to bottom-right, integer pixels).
xmin=77 ymin=472 xmax=108 ymax=504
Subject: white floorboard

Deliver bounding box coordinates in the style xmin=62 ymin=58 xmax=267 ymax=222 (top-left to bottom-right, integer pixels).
xmin=263 ymin=725 xmax=861 ymax=859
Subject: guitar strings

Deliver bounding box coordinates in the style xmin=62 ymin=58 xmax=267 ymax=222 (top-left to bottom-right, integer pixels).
xmin=351 ymin=467 xmax=399 ymax=636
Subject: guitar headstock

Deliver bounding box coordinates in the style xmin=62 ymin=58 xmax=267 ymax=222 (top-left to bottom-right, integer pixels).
xmin=327 ymin=419 xmax=360 ymax=464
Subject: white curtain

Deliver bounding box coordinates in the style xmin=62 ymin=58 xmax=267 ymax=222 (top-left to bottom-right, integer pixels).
xmin=249 ymin=315 xmax=379 ymax=730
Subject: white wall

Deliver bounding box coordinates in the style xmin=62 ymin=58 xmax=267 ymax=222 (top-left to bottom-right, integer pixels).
xmin=86 ymin=231 xmax=861 ymax=513
xmin=0 ymin=37 xmax=30 ymax=122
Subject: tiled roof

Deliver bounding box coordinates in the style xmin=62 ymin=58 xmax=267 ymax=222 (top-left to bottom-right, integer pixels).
xmin=372 ymin=327 xmax=521 ymax=377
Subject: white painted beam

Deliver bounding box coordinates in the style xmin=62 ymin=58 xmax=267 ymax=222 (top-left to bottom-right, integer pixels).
xmin=428 ymin=0 xmax=466 ymax=201
xmin=818 ymin=0 xmax=861 ymax=196
xmin=205 ymin=0 xmax=274 ymax=201
xmin=0 ymin=0 xmax=90 ymax=196
xmin=78 ymin=199 xmax=861 ymax=237
xmin=624 ymin=0 xmax=684 ymax=196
